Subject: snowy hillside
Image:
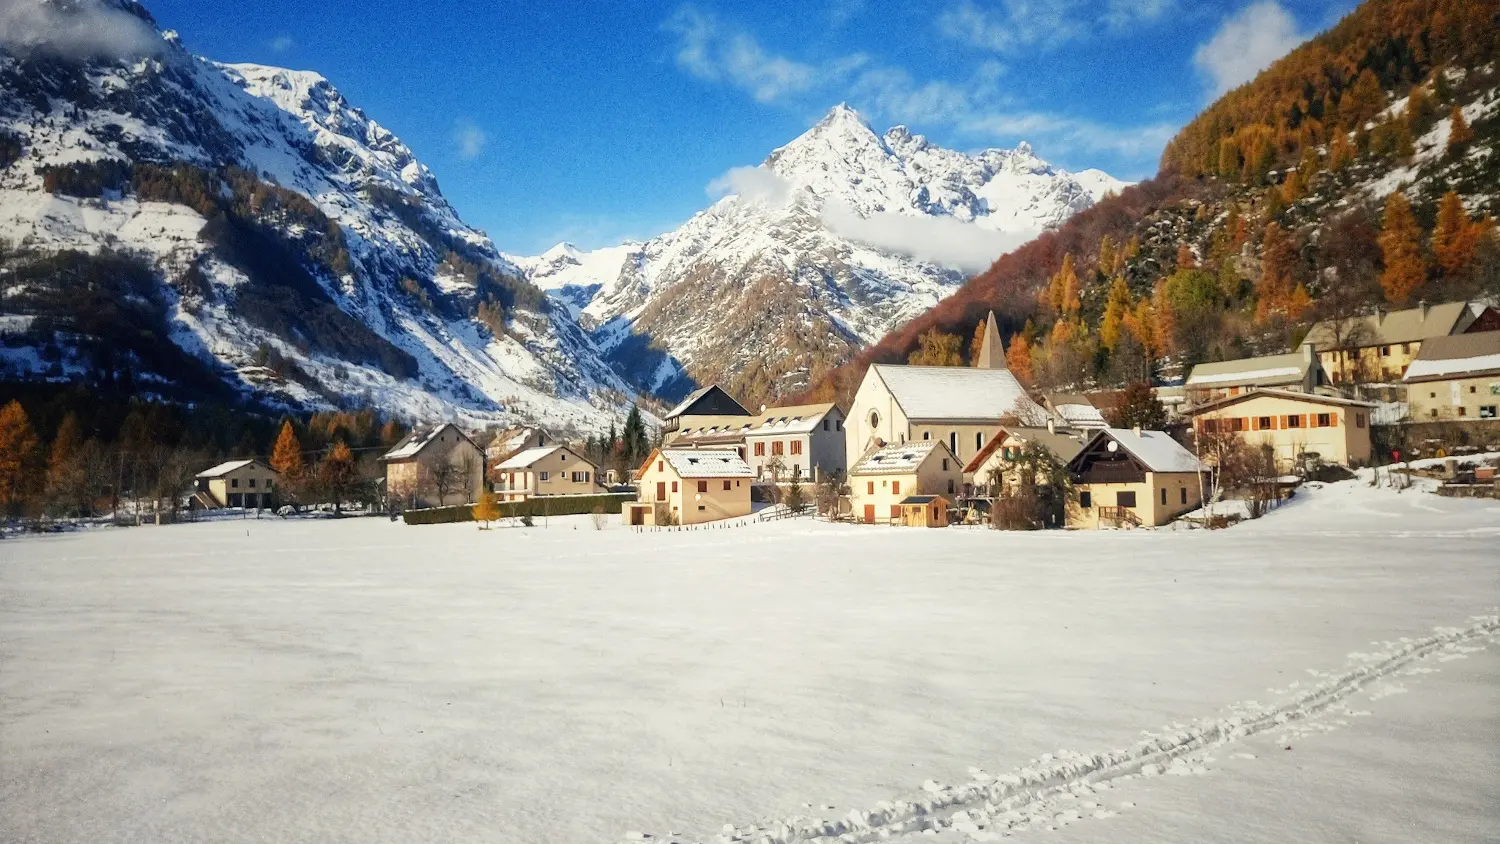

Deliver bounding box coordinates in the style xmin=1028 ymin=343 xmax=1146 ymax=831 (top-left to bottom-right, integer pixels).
xmin=509 ymin=105 xmax=1127 ymax=404
xmin=0 ymin=0 xmax=633 ymax=433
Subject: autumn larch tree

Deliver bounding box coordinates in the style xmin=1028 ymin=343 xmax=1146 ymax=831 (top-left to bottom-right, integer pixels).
xmin=270 ymin=419 xmax=306 ymax=485
xmin=45 ymin=412 xmax=89 ymax=517
xmin=1377 ymin=191 xmax=1428 ymax=305
xmin=1446 ymin=106 xmax=1473 ymax=159
xmin=968 ymin=319 xmax=987 ymax=367
xmin=908 ymin=327 xmax=964 ymax=367
xmin=318 ymin=440 xmax=357 ymax=515
xmin=1432 ymin=190 xmax=1493 ymax=280
xmin=472 ymin=490 xmax=500 ymax=529
xmin=0 ymin=400 xmax=43 ymax=517
xmin=1005 ymin=328 xmax=1034 ymax=384
xmin=1099 ymin=275 xmax=1131 ymax=352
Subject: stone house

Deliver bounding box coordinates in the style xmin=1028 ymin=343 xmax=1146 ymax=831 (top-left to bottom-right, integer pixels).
xmin=1402 ymin=331 xmax=1500 ymax=424
xmin=381 ymin=423 xmax=485 ymax=510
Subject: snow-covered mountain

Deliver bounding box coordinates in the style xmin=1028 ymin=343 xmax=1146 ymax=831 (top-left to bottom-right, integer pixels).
xmin=509 ymin=105 xmax=1128 ymax=404
xmin=0 ymin=0 xmax=632 ymax=433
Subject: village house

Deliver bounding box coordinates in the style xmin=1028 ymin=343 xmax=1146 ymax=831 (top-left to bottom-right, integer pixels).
xmin=966 ymin=422 xmax=1090 ymax=496
xmin=848 ymin=440 xmax=963 ymax=525
xmin=1184 ymin=346 xmax=1326 ymax=405
xmin=1302 ymin=301 xmax=1500 ymax=386
xmin=845 ymin=313 xmax=1051 ymax=473
xmin=1042 ymin=394 xmax=1108 ymax=429
xmin=660 ymin=384 xmax=751 ymax=433
xmin=625 ymin=448 xmax=754 ymax=526
xmin=493 ymin=445 xmax=600 ymax=502
xmin=380 ymin=423 xmax=486 ymax=510
xmin=895 ymin=495 xmax=951 ymax=528
xmin=485 ymin=427 xmax=550 ymax=465
xmin=1189 ymin=389 xmax=1375 ymax=468
xmin=671 ymin=403 xmax=847 ymax=481
xmin=1402 ymin=331 xmax=1500 ymax=423
xmin=1066 ymin=428 xmax=1208 ymax=529
xmin=194 ymin=459 xmax=280 ymax=509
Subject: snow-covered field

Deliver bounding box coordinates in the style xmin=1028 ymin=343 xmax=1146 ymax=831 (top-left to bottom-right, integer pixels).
xmin=1 ymin=480 xmax=1496 ymax=844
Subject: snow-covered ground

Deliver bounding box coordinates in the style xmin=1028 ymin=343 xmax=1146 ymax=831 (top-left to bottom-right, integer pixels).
xmin=1 ymin=479 xmax=1496 ymax=844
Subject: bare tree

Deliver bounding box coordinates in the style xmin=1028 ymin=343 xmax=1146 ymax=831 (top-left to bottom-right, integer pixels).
xmin=431 ymin=462 xmax=462 ymax=506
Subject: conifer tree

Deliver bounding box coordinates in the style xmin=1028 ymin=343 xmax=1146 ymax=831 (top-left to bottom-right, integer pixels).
xmin=1048 ymin=254 xmax=1081 ymax=317
xmin=1005 ymin=328 xmax=1034 ymax=384
xmin=622 ymin=405 xmax=647 ymax=466
xmin=0 ymin=400 xmax=42 ymax=516
xmin=969 ymin=319 xmax=987 ymax=367
xmin=1329 ymin=131 xmax=1356 ymax=170
xmin=1099 ymin=275 xmax=1131 ymax=351
xmin=1378 ymin=191 xmax=1427 ymax=305
xmin=379 ymin=419 xmax=402 ymax=445
xmin=1176 ymin=242 xmax=1196 ymax=270
xmin=908 ymin=328 xmax=964 ymax=367
xmin=318 ymin=440 xmax=357 ymax=515
xmin=45 ymin=413 xmax=87 ymax=516
xmin=271 ymin=419 xmax=306 ymax=481
xmin=1447 ymin=106 xmax=1473 ymax=158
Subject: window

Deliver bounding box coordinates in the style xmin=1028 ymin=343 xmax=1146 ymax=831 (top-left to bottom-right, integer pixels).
xmin=923 ymin=431 xmax=931 ymax=440
xmin=1317 ymin=413 xmax=1331 ymax=427
xmin=975 ymin=432 xmax=984 ymax=451
xmin=835 ymin=419 xmax=842 ymax=431
xmin=791 ymin=441 xmax=803 ymax=456
xmin=823 ymin=420 xmax=829 ymax=431
xmin=1079 ymin=491 xmax=1092 ymax=508
xmin=1380 ymin=345 xmax=1390 ymax=357
xmin=771 ymin=441 xmax=784 ymax=456
xmin=723 ymin=480 xmax=731 ymax=490
xmin=1257 ymin=416 xmax=1273 ymax=430
xmin=1402 ymin=343 xmax=1411 ymax=355
xmin=697 ymin=480 xmax=708 ymax=492
xmin=1458 ymin=407 xmax=1467 ymax=416
xmin=947 ymin=479 xmax=955 ymax=494
xmin=867 ymin=481 xmax=875 ymax=494
xmin=231 ymin=479 xmax=239 ymax=488
xmin=1117 ymin=491 xmax=1137 ymax=508
xmin=248 ymin=478 xmax=257 ymax=487
xmin=540 ymin=471 xmax=550 ymax=481
xmin=560 ymin=453 xmax=566 ymax=462
xmin=754 ymin=442 xmax=765 ymax=456
xmin=698 ymin=505 xmax=706 ymax=511
xmin=1470 ymin=385 xmax=1478 ymax=394
xmin=1181 ymin=487 xmax=1188 ymax=504
xmin=1230 ymin=418 xmax=1245 ymax=432
xmin=657 ymin=461 xmax=664 ymax=471
xmin=671 ymin=481 xmax=678 ymax=492
xmin=1286 ymin=415 xmax=1302 ymax=428
xmin=266 ymin=479 xmax=274 ymax=489
xmin=868 ymin=410 xmax=880 ymax=429
xmin=942 ymin=458 xmax=949 ymax=470
xmin=892 ymin=481 xmax=900 ymax=495
xmin=949 ymin=432 xmax=957 ymax=453
xmin=1480 ymin=405 xmax=1497 ymax=419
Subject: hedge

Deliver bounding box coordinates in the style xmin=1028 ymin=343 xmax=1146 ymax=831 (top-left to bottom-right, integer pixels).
xmin=402 ymin=493 xmax=635 ymax=525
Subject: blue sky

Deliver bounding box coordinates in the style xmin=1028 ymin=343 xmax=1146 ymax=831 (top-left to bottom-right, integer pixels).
xmin=148 ymin=0 xmax=1356 ymax=255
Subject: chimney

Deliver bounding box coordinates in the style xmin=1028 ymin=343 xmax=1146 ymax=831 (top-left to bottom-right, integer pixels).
xmin=1132 ymin=425 xmax=1143 ymax=437
xmin=1046 ymin=416 xmax=1056 ymax=434
xmin=1419 ymin=299 xmax=1429 ymax=320
xmin=1302 ymin=342 xmax=1317 ymax=391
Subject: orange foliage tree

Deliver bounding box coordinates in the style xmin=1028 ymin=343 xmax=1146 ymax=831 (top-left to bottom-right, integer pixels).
xmin=1377 ymin=191 xmax=1428 ymax=304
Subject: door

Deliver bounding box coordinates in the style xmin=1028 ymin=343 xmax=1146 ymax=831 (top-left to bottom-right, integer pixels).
xmin=630 ymin=506 xmax=644 ymax=526
xmin=656 ymin=481 xmax=666 ymax=501
xmin=863 ymin=504 xmax=875 ymax=524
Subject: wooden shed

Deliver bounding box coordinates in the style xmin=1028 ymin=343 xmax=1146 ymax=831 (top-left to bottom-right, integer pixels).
xmin=897 ymin=494 xmax=950 ymax=528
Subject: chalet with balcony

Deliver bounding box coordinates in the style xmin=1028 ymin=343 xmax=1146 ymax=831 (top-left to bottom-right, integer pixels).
xmin=1067 ymin=428 xmax=1208 ymax=529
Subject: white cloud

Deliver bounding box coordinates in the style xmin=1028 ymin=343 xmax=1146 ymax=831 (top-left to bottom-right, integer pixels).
xmin=664 ymin=6 xmax=834 ymax=103
xmin=821 ymin=200 xmax=1033 ymax=273
xmin=706 ymin=165 xmax=793 ymax=206
xmin=1193 ymin=1 xmax=1307 ymax=97
xmin=0 ymin=0 xmax=162 ymax=58
xmin=936 ymin=0 xmax=1171 ymax=53
xmin=453 ymin=120 xmax=487 ymax=160
xmin=269 ymin=34 xmax=294 ymax=53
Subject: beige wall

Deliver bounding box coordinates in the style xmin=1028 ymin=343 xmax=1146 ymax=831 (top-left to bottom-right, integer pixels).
xmin=496 ymin=448 xmax=598 ymax=501
xmin=1407 ymin=376 xmax=1500 ymax=423
xmin=1069 ymin=471 xmax=1204 ymax=529
xmin=1321 ymin=343 xmax=1422 ymax=385
xmin=849 ymin=452 xmax=962 ymax=524
xmin=204 ymin=463 xmax=279 ymax=508
xmin=636 ymin=459 xmax=752 ymax=525
xmin=845 ymin=371 xmax=1013 ymax=474
xmin=1194 ymin=395 xmax=1373 ymax=468
xmin=388 ymin=430 xmax=485 ymax=509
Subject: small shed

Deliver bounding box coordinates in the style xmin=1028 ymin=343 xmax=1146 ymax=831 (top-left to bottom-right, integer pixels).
xmin=897 ymin=494 xmax=950 ymax=528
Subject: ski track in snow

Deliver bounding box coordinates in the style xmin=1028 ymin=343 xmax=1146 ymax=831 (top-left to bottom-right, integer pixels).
xmin=624 ymin=613 xmax=1500 ymax=844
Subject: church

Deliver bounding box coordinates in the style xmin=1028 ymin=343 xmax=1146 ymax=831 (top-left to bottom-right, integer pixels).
xmin=844 ymin=312 xmax=1052 ymax=473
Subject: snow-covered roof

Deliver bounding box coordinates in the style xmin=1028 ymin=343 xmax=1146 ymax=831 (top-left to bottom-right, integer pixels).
xmin=1188 ymin=388 xmax=1377 ymax=415
xmin=656 ymin=449 xmax=754 ymax=478
xmin=1052 ymin=402 xmax=1106 ymax=428
xmin=873 ymin=364 xmax=1049 ymax=424
xmin=672 ymin=403 xmax=841 ymax=443
xmin=851 ymin=440 xmax=949 ymax=476
xmin=1185 ymin=352 xmax=1311 ymax=388
xmin=486 ymin=427 xmax=545 ymax=458
xmin=1402 ymin=331 xmax=1500 ymax=382
xmin=196 ymin=459 xmax=263 ymax=479
xmin=1092 ymin=428 xmax=1206 ymax=473
xmin=496 ymin=446 xmax=564 ymax=469
xmin=382 ymin=424 xmax=473 ymax=461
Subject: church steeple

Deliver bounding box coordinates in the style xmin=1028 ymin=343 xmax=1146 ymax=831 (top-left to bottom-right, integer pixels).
xmin=977 ymin=310 xmax=1007 ymax=370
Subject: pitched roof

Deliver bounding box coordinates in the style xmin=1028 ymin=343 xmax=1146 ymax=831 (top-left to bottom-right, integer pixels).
xmin=1188 ymin=388 xmax=1377 ymax=415
xmin=965 ymin=425 xmax=1090 ymax=473
xmin=496 ymin=445 xmax=571 ymax=469
xmin=851 ymin=440 xmax=952 ymax=475
xmin=196 ymin=458 xmax=266 ymax=479
xmin=899 ymin=495 xmax=949 ymax=505
xmin=663 ymin=385 xmax=750 ymax=420
xmin=651 ymin=449 xmax=755 ymax=479
xmin=1402 ymin=331 xmax=1500 ymax=382
xmin=1185 ymin=352 xmax=1312 ymax=388
xmin=1302 ymin=300 xmax=1474 ymax=349
xmin=485 ymin=427 xmax=545 ymax=458
xmin=670 ymin=403 xmax=841 ymax=443
xmin=1082 ymin=428 xmax=1206 ymax=473
xmin=381 ymin=423 xmax=475 ymax=461
xmin=872 ymin=364 xmax=1050 ymax=424
xmin=1045 ymin=394 xmax=1107 ymax=428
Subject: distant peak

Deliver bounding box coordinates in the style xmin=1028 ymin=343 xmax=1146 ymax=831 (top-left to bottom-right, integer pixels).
xmin=812 ymin=102 xmax=871 ymax=131
xmin=541 ymin=242 xmax=582 ymax=260
xmin=1014 ymin=141 xmax=1034 ymax=156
